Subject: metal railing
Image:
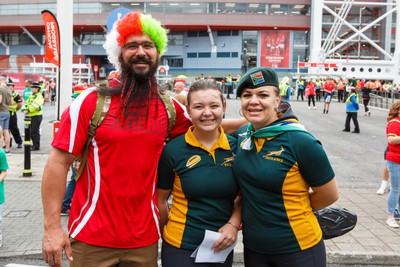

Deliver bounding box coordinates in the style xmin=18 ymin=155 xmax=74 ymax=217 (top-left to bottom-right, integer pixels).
xmin=316 ymin=89 xmax=398 ymax=110
xmin=366 ymin=91 xmax=399 ymax=110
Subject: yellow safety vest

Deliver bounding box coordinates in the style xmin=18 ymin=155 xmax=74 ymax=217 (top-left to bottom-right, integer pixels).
xmin=26 ymin=92 xmax=44 ymax=117
xmin=9 ymin=92 xmax=19 ymax=114
xmin=279 ymin=82 xmax=289 ymax=96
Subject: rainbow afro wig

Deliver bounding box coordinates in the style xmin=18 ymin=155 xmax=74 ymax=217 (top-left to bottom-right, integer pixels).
xmin=103 ymin=11 xmax=168 ymax=71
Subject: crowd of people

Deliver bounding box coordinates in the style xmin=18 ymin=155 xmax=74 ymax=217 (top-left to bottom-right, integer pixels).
xmin=295 ymin=76 xmax=398 ymax=109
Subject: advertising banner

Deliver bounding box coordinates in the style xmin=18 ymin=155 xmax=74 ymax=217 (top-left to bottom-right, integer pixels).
xmin=260 ymin=31 xmax=290 ymax=68
xmin=41 ymin=10 xmax=60 ymax=67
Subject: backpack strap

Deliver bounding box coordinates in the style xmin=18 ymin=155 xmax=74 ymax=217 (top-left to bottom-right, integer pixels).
xmin=159 ymin=90 xmax=176 ymax=143
xmin=75 ymin=92 xmax=111 ymax=180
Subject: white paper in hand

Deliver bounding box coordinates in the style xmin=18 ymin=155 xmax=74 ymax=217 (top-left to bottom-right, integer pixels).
xmin=191 ymin=230 xmax=237 ymax=263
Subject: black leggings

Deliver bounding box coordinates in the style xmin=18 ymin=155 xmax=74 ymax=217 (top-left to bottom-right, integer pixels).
xmin=308 ymin=95 xmax=315 ymax=107
xmin=363 ymin=99 xmax=370 ymax=112
xmin=244 ymin=239 xmax=326 ymax=267
xmin=161 ymin=241 xmax=234 ymax=267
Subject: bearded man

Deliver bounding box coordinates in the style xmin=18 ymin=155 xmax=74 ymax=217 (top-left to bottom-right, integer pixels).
xmin=41 ymin=12 xmax=192 ymax=267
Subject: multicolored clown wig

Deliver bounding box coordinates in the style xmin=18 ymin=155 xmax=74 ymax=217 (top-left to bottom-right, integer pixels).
xmin=103 ymin=11 xmax=168 ymax=71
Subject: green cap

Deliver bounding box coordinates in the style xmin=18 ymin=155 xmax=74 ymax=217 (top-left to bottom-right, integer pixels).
xmin=236 ymin=67 xmax=279 ymax=97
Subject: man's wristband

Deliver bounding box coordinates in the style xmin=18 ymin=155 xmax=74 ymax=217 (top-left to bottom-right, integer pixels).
xmin=227 ymin=221 xmax=239 ymax=230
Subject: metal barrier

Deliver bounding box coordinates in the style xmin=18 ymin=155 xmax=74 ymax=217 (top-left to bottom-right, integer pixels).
xmin=367 ymin=91 xmax=398 ymax=110
xmin=332 ymin=90 xmax=397 ymax=110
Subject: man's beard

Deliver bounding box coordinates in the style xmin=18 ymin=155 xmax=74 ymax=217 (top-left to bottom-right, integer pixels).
xmin=104 ymin=55 xmax=161 ymax=125
xmin=117 ymin=55 xmax=160 ymax=104
xmin=120 ymin=56 xmax=159 ymax=81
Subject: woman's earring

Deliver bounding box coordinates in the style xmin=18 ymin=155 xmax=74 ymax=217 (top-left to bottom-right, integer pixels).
xmin=239 ymin=109 xmax=243 ymax=116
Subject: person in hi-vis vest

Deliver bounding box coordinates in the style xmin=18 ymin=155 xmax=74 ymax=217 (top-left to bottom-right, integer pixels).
xmin=24 ymin=82 xmax=44 ymax=151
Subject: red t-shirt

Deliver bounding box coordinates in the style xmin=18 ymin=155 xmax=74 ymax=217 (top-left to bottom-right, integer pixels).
xmin=324 ymin=82 xmax=335 ymax=94
xmin=52 ymin=88 xmax=191 ymax=248
xmin=387 ymin=118 xmax=400 ymax=164
xmin=306 ymin=84 xmax=316 ymax=95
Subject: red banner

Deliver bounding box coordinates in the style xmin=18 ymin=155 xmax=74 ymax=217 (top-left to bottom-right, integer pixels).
xmin=42 ymin=10 xmax=60 ymax=67
xmin=260 ymin=31 xmax=290 ymax=68
xmin=298 ymin=62 xmax=338 ymax=68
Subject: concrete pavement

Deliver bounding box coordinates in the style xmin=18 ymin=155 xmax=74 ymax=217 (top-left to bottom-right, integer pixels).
xmin=1 ymin=99 xmax=400 ymax=266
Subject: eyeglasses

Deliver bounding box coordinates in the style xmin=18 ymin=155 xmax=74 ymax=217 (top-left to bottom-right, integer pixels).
xmin=122 ymin=41 xmax=156 ymax=51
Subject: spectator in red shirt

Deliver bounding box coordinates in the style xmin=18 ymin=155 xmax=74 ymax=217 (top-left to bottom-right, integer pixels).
xmin=306 ymin=80 xmax=316 ymax=109
xmin=323 ymin=78 xmax=335 ymax=114
xmin=384 ymin=102 xmax=400 ymax=228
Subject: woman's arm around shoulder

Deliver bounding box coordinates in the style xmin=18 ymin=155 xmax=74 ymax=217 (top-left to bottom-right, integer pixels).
xmin=221 ymin=118 xmax=248 ymax=135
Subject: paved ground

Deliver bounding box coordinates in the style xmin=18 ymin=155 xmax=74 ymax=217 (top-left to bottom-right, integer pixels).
xmin=1 ymin=96 xmax=400 ymax=266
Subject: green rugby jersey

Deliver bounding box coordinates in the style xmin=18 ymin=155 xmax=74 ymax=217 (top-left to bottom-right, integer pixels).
xmin=233 ymin=124 xmax=334 ymax=254
xmin=157 ymin=126 xmax=238 ymax=250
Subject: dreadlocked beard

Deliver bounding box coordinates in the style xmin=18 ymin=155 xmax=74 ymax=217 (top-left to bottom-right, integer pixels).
xmin=98 ymin=56 xmax=161 ymax=126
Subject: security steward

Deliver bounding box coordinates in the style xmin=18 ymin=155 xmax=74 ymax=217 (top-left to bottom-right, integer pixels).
xmin=7 ymin=81 xmax=23 ymax=148
xmin=24 ymin=82 xmax=44 ymax=151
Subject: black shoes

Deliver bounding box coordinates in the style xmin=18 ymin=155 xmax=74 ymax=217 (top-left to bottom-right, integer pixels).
xmin=31 ymin=147 xmax=40 ymax=151
xmin=17 ymin=143 xmax=22 ymax=148
xmin=343 ymin=129 xmax=360 ymax=133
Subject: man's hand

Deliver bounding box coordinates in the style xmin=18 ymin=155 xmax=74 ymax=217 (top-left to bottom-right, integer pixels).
xmin=42 ymin=226 xmax=73 ymax=266
xmin=41 ymin=148 xmax=76 ymax=266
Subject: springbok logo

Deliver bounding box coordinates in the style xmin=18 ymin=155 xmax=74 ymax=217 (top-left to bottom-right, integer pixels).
xmin=266 ymin=146 xmax=285 ymax=157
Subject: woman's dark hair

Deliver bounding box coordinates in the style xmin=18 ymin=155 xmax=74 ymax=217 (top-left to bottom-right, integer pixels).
xmin=187 ymin=80 xmax=224 ymax=105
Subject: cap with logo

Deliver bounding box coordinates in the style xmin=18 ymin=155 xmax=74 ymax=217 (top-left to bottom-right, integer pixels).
xmin=236 ymin=67 xmax=280 ymax=97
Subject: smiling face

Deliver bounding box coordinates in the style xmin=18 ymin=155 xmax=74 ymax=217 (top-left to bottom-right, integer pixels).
xmin=187 ymin=88 xmax=226 ymax=135
xmin=240 ymin=86 xmax=280 ymax=130
xmin=120 ymin=34 xmax=159 ymax=79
